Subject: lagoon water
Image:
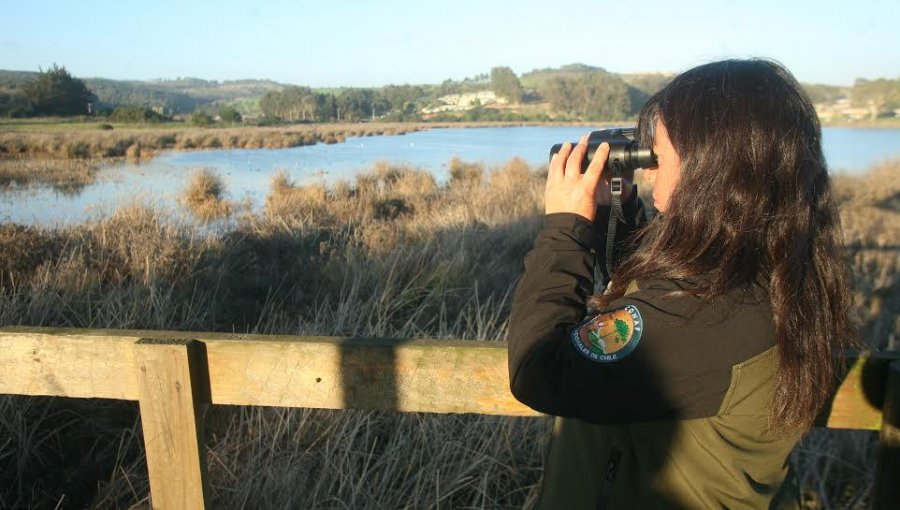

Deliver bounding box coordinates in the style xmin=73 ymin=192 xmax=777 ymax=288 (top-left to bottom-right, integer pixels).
xmin=3 ymin=126 xmax=900 ymax=226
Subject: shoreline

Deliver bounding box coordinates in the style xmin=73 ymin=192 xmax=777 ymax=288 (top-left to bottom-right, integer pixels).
xmin=2 ymin=118 xmax=896 ymax=160
xmin=3 ymin=116 xmax=898 ymax=131
xmin=3 ymin=118 xmax=896 ymax=159
xmin=0 ymin=121 xmax=633 ymax=169
xmin=2 ymin=121 xmax=897 ymax=201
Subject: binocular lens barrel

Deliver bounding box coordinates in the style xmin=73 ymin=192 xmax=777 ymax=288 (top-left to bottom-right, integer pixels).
xmin=549 ymin=128 xmax=658 ymax=174
xmin=549 ymin=140 xmax=657 ymax=174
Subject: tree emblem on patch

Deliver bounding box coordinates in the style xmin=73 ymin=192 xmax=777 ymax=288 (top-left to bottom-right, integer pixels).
xmin=570 ymin=304 xmax=643 ymax=362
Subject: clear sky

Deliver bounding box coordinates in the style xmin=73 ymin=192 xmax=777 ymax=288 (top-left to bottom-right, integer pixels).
xmin=2 ymin=0 xmax=897 ymax=87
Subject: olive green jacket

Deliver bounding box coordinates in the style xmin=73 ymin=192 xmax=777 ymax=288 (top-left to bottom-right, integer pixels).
xmin=537 ymin=346 xmax=799 ymax=509
xmin=507 ymin=197 xmax=801 ymax=509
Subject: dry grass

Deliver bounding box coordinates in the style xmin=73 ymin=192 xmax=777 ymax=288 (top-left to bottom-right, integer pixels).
xmin=449 ymin=156 xmax=484 ymax=188
xmin=0 ymin=120 xmax=599 ymax=163
xmin=792 ymin=429 xmax=876 ymax=509
xmin=0 ymin=122 xmax=515 ymax=194
xmin=832 ymin=160 xmax=900 ymax=350
xmin=0 ymin=123 xmax=462 ymax=162
xmin=181 ymin=168 xmax=235 ymax=221
xmin=0 ymin=158 xmax=101 ymax=194
xmin=0 ymin=158 xmax=897 ymax=508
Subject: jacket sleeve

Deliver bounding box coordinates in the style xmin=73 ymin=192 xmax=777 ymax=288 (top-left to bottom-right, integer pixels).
xmin=506 ymin=193 xmax=774 ymax=424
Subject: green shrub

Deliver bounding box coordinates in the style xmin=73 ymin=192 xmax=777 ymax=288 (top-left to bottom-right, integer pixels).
xmin=107 ymin=106 xmax=167 ymax=123
xmin=188 ymin=111 xmax=214 ymax=127
xmin=219 ymin=106 xmax=242 ymax=124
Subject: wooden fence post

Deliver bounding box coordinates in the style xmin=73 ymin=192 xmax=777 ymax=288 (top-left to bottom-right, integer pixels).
xmin=133 ymin=338 xmax=210 ymax=509
xmin=874 ymin=359 xmax=900 ymax=509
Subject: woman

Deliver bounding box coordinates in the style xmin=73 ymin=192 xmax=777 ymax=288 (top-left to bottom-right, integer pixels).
xmin=507 ymin=59 xmax=857 ymax=509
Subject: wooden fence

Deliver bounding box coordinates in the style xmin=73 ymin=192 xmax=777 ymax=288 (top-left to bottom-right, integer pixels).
xmin=1 ymin=326 xmax=898 ymax=509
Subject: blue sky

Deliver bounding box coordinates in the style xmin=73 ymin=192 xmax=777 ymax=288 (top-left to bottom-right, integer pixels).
xmin=2 ymin=0 xmax=898 ymax=87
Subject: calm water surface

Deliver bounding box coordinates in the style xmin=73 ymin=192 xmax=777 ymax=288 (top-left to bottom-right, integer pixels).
xmin=3 ymin=126 xmax=900 ymax=226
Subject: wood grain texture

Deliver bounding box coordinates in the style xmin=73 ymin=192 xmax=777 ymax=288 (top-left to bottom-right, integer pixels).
xmin=134 ymin=338 xmax=209 ymax=510
xmin=0 ymin=328 xmax=140 ymax=400
xmin=203 ymin=336 xmax=539 ymax=416
xmin=0 ymin=327 xmax=538 ymax=416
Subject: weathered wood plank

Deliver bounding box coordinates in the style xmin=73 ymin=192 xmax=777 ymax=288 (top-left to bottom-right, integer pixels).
xmin=0 ymin=329 xmax=140 ymax=400
xmin=874 ymin=360 xmax=900 ymax=509
xmin=134 ymin=338 xmax=209 ymax=510
xmin=819 ymin=354 xmax=900 ymax=431
xmin=0 ymin=327 xmax=538 ymax=416
xmin=203 ymin=336 xmax=539 ymax=416
xmin=2 ymin=327 xmax=897 ymax=427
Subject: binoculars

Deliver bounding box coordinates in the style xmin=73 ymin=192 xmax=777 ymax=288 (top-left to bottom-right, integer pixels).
xmin=549 ymin=127 xmax=657 ymax=175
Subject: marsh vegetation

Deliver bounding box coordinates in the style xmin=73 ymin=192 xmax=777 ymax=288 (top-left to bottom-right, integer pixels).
xmin=0 ymin=122 xmax=580 ymax=196
xmin=0 ymin=124 xmax=435 ymax=205
xmin=0 ymin=156 xmax=897 ymax=508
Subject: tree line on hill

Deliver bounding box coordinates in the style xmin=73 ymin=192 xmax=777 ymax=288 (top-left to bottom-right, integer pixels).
xmin=257 ymin=66 xmax=651 ymax=123
xmin=0 ymin=67 xmax=279 ymax=120
xmin=2 ymin=64 xmax=898 ymax=123
xmin=0 ymin=65 xmax=96 ymax=117
xmin=258 ymin=84 xmax=428 ymax=123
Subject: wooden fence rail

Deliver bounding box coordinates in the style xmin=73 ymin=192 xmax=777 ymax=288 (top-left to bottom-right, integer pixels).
xmin=1 ymin=326 xmax=898 ymax=509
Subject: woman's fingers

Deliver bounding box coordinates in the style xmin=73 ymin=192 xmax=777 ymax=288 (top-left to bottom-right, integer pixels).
xmin=549 ymin=142 xmax=572 ymax=181
xmin=565 ymin=134 xmax=590 ymax=181
xmin=583 ymin=142 xmax=610 ymax=191
xmin=544 ymin=133 xmax=607 ymax=221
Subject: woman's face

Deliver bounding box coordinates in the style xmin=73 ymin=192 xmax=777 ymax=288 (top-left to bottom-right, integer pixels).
xmin=643 ymin=120 xmax=681 ymax=213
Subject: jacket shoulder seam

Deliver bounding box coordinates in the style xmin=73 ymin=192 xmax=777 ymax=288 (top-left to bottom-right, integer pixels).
xmin=718 ymin=346 xmax=778 ymax=415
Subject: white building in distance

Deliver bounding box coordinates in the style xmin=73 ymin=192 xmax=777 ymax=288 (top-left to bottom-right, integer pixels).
xmin=421 ymin=91 xmax=507 ymax=114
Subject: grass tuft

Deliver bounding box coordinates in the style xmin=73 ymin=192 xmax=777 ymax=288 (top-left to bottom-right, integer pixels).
xmin=449 ymin=156 xmax=484 ymax=187
xmin=181 ymin=168 xmax=234 ymax=221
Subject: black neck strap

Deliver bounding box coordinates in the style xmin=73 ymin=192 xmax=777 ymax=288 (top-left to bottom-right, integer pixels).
xmin=597 ymin=160 xmax=627 ymax=294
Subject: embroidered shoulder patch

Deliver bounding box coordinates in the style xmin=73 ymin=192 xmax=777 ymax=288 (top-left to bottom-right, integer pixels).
xmin=570 ymin=304 xmax=643 ymax=362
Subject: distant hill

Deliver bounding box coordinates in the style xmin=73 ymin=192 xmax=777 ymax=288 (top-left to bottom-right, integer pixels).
xmin=619 ymin=73 xmax=675 ymax=96
xmin=0 ymin=70 xmax=37 ymax=90
xmin=520 ymin=63 xmax=610 ymax=89
xmin=518 ymin=64 xmax=667 ymax=119
xmin=136 ymin=77 xmax=286 ymax=102
xmin=1 ymin=66 xmax=896 ymax=122
xmin=0 ymin=70 xmax=287 ymax=114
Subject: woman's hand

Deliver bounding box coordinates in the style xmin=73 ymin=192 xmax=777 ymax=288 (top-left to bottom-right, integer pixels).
xmin=544 ymin=134 xmax=610 ymax=222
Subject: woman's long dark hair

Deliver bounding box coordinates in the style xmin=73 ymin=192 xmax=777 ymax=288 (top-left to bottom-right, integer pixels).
xmin=593 ymin=59 xmax=858 ymax=430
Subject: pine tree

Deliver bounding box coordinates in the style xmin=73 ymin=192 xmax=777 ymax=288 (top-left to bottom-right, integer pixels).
xmin=23 ymin=64 xmax=96 ymax=116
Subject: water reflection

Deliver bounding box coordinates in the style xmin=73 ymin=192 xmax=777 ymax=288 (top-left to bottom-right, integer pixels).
xmin=2 ymin=126 xmax=899 ymax=226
